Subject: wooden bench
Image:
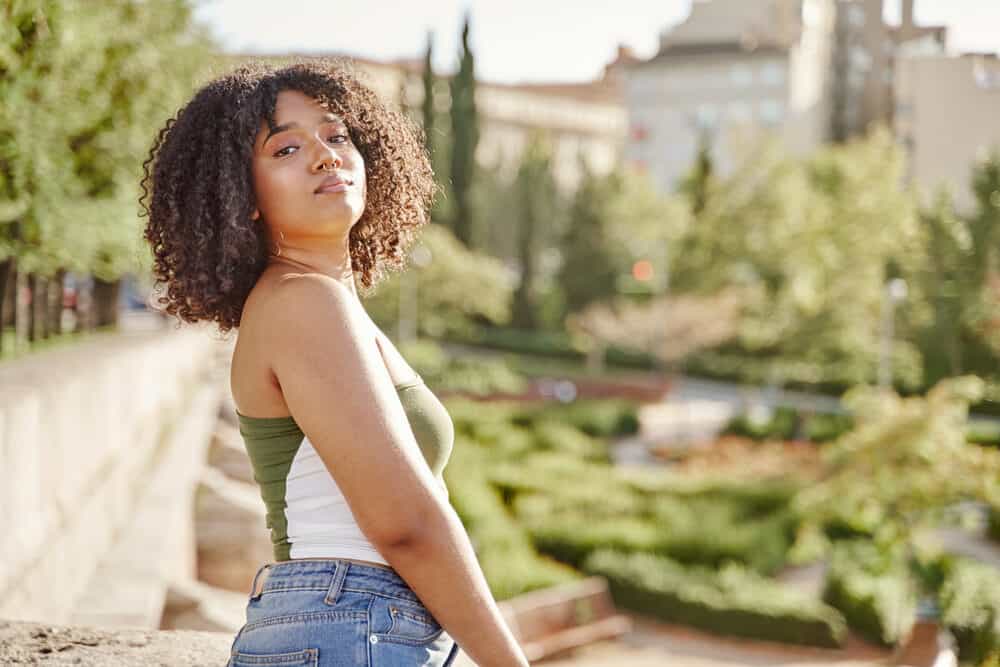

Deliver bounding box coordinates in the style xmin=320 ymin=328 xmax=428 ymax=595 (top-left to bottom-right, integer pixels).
xmin=499 ymin=577 xmax=631 ymax=661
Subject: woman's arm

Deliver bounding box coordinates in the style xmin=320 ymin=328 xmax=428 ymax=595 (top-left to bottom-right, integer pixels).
xmin=264 ymin=274 xmax=528 ymax=667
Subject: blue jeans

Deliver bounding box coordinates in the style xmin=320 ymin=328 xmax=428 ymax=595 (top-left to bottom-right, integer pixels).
xmin=229 ymin=559 xmax=460 ymax=666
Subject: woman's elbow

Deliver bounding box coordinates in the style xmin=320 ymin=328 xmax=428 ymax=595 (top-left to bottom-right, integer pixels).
xmin=364 ymin=499 xmax=451 ymax=552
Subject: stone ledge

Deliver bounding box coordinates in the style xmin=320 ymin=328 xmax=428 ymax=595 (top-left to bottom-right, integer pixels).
xmin=68 ymin=380 xmax=223 ymax=629
xmin=0 ymin=619 xmax=232 ymax=666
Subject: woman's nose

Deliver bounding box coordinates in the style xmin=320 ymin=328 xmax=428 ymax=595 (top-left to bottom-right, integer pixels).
xmin=311 ymin=141 xmax=343 ymax=172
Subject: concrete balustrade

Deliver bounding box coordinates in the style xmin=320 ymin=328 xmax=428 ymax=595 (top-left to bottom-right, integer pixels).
xmin=0 ymin=327 xmax=223 ymax=624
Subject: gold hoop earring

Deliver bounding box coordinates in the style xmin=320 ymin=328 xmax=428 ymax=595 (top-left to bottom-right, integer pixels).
xmin=271 ymin=231 xmax=285 ymax=257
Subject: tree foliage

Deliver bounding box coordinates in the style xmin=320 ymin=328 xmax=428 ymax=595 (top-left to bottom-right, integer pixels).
xmin=448 ymin=13 xmax=479 ymax=247
xmin=796 ymin=377 xmax=1000 ymax=547
xmin=567 ymin=289 xmax=744 ymax=366
xmin=510 ymin=135 xmax=560 ymax=329
xmin=557 ymin=160 xmax=622 ymax=315
xmin=0 ymin=0 xmax=211 ymax=279
xmin=670 ymin=130 xmax=923 ymax=387
xmin=913 ymin=152 xmax=1000 ymax=384
xmin=363 ymin=224 xmax=514 ymax=338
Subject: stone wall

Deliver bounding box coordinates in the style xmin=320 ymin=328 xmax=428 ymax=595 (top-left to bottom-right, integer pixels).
xmin=0 ymin=326 xmax=223 ymax=624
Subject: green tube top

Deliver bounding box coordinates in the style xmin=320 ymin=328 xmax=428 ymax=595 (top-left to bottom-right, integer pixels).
xmin=235 ymin=376 xmax=454 ymax=561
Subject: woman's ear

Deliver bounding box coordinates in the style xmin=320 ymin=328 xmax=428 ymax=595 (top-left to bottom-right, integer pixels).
xmin=251 ymin=208 xmax=260 ymax=221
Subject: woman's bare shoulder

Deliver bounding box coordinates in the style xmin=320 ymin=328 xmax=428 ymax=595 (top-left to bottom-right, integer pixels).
xmin=231 ymin=270 xmax=362 ymax=417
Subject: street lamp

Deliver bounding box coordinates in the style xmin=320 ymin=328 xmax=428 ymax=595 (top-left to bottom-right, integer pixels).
xmin=878 ymin=278 xmax=908 ymax=390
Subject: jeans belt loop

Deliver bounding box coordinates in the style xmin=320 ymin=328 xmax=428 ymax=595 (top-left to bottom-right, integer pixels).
xmin=324 ymin=560 xmax=349 ymax=606
xmin=249 ymin=563 xmax=271 ymax=600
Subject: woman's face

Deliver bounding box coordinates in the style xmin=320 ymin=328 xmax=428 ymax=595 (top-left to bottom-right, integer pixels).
xmin=250 ymin=89 xmax=367 ymax=241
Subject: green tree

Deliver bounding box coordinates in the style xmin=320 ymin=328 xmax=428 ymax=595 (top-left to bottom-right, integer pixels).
xmin=448 ymin=13 xmax=479 ymax=247
xmin=797 ymin=376 xmax=1000 ymax=578
xmin=421 ymin=32 xmax=436 ymax=163
xmin=671 ymin=130 xmax=923 ymax=388
xmin=420 ymin=31 xmax=452 ymax=226
xmin=912 ymin=152 xmax=1000 ymax=384
xmin=678 ymin=129 xmax=715 ymax=216
xmin=558 ymin=162 xmax=622 ymax=315
xmin=0 ymin=0 xmax=210 ymax=352
xmin=511 ymin=136 xmax=559 ymax=329
xmin=363 ymin=224 xmax=513 ymax=339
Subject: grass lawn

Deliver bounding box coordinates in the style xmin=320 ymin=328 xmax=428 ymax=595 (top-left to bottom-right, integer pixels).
xmin=446 ymin=342 xmax=668 ymax=383
xmin=0 ymin=326 xmax=117 ymax=364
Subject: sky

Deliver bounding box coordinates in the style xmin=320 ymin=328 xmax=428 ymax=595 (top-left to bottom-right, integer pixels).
xmin=192 ymin=0 xmax=1000 ymax=85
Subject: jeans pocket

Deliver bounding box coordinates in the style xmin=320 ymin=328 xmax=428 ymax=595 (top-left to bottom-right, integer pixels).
xmin=229 ymin=648 xmax=319 ymax=666
xmin=377 ymin=599 xmax=444 ymax=645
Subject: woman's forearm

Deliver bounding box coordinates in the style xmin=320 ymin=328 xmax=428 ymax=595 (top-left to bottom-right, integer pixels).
xmin=376 ymin=505 xmax=530 ymax=667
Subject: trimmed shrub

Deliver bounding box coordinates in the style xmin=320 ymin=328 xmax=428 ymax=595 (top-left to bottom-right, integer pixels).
xmin=531 ymin=419 xmax=609 ymax=461
xmin=528 ymin=517 xmax=665 ymax=569
xmin=723 ymin=406 xmax=799 ymax=441
xmin=510 ymin=399 xmax=640 ymax=438
xmin=659 ymin=509 xmax=796 ymax=576
xmin=681 ymin=481 xmax=799 ymax=520
xmin=456 ymin=326 xmax=583 ymax=360
xmin=990 ymin=505 xmax=1000 ymax=544
xmin=401 ymin=339 xmax=529 ymax=396
xmin=822 ymin=541 xmax=916 ymax=647
xmin=966 ymin=421 xmax=1000 ymax=447
xmin=584 ymin=550 xmax=847 ymax=648
xmin=804 ymin=413 xmax=854 ymax=443
xmin=939 ymin=559 xmax=1000 ymax=666
xmin=524 ymin=493 xmax=795 ymax=576
xmin=513 ymin=488 xmax=647 ymax=524
xmin=445 ymin=444 xmax=579 ymax=600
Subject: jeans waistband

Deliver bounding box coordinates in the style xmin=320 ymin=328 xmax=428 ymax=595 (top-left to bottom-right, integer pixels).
xmin=249 ymin=558 xmax=420 ymax=605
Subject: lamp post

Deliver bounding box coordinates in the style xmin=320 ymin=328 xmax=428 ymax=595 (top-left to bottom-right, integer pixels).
xmin=878 ymin=278 xmax=908 ymax=390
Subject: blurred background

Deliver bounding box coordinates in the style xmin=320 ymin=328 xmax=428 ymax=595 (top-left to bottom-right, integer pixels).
xmin=1 ymin=1 xmax=1000 ymax=665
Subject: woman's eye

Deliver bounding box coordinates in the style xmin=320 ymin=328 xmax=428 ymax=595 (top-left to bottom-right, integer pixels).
xmin=328 ymin=134 xmax=348 ymax=144
xmin=274 ymin=145 xmax=298 ymax=157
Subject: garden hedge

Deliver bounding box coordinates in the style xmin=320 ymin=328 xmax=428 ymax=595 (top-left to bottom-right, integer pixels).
xmin=822 ymin=542 xmax=916 ymax=647
xmin=939 ymin=559 xmax=1000 ymax=665
xmin=584 ymin=550 xmax=847 ymax=648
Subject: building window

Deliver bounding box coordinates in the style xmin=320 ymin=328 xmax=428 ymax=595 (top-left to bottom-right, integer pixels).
xmin=759 ymin=100 xmax=784 ymax=126
xmin=730 ymin=64 xmax=753 ymax=86
xmin=760 ymin=62 xmax=786 ymax=86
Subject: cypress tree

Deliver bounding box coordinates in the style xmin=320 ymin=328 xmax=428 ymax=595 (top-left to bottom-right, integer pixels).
xmin=449 ymin=13 xmax=479 ymax=247
xmin=421 ymin=31 xmax=451 ymax=224
xmin=421 ymin=31 xmax=435 ymax=160
xmin=558 ymin=160 xmax=621 ymax=314
xmin=511 ymin=136 xmax=558 ymax=329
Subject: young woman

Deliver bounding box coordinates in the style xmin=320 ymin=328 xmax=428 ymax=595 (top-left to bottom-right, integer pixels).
xmin=141 ymin=60 xmax=528 ymax=667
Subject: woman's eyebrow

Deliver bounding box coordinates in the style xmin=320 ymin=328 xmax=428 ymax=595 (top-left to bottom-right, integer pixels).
xmin=263 ymin=114 xmax=346 ymax=145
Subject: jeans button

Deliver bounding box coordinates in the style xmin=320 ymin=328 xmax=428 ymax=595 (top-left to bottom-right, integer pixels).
xmin=369 ymin=634 xmax=379 ymax=644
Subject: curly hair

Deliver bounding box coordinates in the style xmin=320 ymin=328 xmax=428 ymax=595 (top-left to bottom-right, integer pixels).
xmin=140 ymin=59 xmax=436 ymax=332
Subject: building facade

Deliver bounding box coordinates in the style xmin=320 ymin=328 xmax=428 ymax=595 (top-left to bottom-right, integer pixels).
xmin=624 ymin=0 xmax=837 ymax=192
xmin=894 ymin=53 xmax=1000 ymax=212
xmin=829 ymin=0 xmax=946 ymax=141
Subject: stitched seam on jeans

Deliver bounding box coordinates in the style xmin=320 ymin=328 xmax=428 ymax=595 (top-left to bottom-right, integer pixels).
xmin=373 ymin=627 xmax=446 ymax=646
xmin=242 ymin=610 xmax=366 ymax=633
xmin=259 ymin=585 xmax=329 ymax=594
xmin=341 ymin=586 xmax=420 ymax=604
xmin=392 ymin=607 xmax=438 ymax=627
xmin=231 ymin=647 xmax=318 ymax=665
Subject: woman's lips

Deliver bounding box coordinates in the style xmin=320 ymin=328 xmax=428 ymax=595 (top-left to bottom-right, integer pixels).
xmin=314 ymin=175 xmax=352 ymax=194
xmin=315 ymin=182 xmax=350 ymax=194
